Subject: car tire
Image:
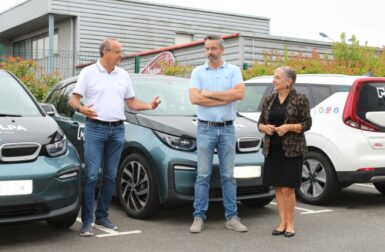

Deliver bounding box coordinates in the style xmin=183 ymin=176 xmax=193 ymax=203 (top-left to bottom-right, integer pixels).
xmin=373 ymin=182 xmax=385 ymax=195
xmin=241 ymin=196 xmax=274 ymax=207
xmin=297 ymin=151 xmax=340 ymax=204
xmin=46 ymin=212 xmax=78 ymax=228
xmin=116 ymin=153 xmax=160 ymax=219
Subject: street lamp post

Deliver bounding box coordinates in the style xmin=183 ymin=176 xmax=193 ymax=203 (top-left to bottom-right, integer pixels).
xmin=320 ymin=32 xmax=354 ymax=43
xmin=319 ymin=32 xmax=334 ymax=42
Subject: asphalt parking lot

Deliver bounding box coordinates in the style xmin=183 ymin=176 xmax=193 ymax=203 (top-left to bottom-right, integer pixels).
xmin=1 ymin=183 xmax=384 ymax=252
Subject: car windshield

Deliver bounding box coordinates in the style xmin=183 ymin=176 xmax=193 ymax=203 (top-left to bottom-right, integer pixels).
xmin=129 ymin=76 xmax=196 ymax=116
xmin=237 ymin=84 xmax=269 ymax=112
xmin=0 ymin=71 xmax=41 ymax=116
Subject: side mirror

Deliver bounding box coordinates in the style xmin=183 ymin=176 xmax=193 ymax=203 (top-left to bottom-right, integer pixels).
xmin=39 ymin=103 xmax=56 ymax=116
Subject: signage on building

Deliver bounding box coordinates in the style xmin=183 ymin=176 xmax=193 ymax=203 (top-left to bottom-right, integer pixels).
xmin=140 ymin=51 xmax=175 ymax=74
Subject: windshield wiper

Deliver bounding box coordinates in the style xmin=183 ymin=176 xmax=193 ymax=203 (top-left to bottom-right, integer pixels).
xmin=0 ymin=113 xmax=22 ymax=117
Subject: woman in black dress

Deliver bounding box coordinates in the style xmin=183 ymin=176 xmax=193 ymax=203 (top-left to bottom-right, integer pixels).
xmin=257 ymin=66 xmax=312 ymax=237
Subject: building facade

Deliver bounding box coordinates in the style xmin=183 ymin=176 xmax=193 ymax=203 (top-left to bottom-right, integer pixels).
xmin=0 ymin=0 xmax=331 ymax=78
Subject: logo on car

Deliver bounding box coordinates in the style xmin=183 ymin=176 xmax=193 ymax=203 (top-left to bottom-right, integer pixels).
xmin=377 ymin=87 xmax=385 ymax=98
xmin=0 ymin=125 xmax=27 ymax=131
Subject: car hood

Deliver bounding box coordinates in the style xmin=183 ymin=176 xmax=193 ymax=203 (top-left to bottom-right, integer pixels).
xmin=134 ymin=114 xmax=261 ymax=139
xmin=0 ymin=116 xmax=61 ymax=145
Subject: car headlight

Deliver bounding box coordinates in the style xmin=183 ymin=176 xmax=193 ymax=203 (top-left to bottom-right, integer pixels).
xmin=45 ymin=133 xmax=68 ymax=157
xmin=154 ymin=131 xmax=196 ymax=152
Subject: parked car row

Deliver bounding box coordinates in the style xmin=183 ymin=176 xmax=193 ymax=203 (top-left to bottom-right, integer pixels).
xmin=239 ymin=74 xmax=385 ymax=204
xmin=2 ymin=70 xmax=385 ymax=228
xmin=41 ymin=74 xmax=274 ymax=219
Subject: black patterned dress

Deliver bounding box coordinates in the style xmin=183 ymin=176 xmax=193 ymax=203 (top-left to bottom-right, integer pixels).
xmin=263 ymin=95 xmax=303 ymax=189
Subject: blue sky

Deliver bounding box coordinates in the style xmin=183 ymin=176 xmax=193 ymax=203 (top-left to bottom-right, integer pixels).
xmin=2 ymin=0 xmax=384 ymax=47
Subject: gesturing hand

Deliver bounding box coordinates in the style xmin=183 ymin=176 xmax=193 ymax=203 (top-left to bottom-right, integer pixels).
xmin=148 ymin=96 xmax=161 ymax=110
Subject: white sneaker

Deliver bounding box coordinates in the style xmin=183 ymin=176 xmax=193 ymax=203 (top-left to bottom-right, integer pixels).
xmin=225 ymin=216 xmax=248 ymax=232
xmin=189 ymin=217 xmax=204 ymax=233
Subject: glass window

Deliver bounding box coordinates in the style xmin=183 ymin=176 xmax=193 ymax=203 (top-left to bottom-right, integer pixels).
xmin=357 ymin=82 xmax=385 ymax=119
xmin=309 ymin=85 xmax=331 ymax=107
xmin=12 ymin=40 xmax=27 ymax=58
xmin=32 ymin=32 xmax=58 ymax=59
xmin=46 ymin=82 xmax=75 ymax=117
xmin=0 ymin=72 xmax=41 ymax=116
xmin=293 ymin=85 xmax=315 ymax=108
xmin=175 ymin=33 xmax=193 ymax=44
xmin=238 ymin=84 xmax=269 ymax=112
xmin=129 ymin=76 xmax=196 ymax=116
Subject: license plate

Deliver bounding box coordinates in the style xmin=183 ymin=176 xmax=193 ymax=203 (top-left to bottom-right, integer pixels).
xmin=0 ymin=180 xmax=33 ymax=196
xmin=234 ymin=166 xmax=261 ymax=178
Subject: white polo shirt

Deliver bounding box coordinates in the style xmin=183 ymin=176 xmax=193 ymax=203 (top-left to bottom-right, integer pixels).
xmin=73 ymin=60 xmax=135 ymax=121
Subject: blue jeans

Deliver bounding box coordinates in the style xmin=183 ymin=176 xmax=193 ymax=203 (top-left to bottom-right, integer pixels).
xmin=193 ymin=122 xmax=237 ymax=220
xmin=81 ymin=121 xmax=125 ymax=225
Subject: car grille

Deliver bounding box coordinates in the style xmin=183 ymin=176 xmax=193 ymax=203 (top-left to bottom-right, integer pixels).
xmin=237 ymin=137 xmax=260 ymax=153
xmin=0 ymin=143 xmax=41 ymax=162
xmin=0 ymin=204 xmax=48 ymax=219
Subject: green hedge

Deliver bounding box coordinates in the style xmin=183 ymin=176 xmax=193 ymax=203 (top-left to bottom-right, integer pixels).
xmin=0 ymin=56 xmax=61 ymax=101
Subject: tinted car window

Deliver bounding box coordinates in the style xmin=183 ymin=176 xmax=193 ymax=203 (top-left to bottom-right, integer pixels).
xmin=310 ymin=85 xmax=331 ymax=106
xmin=238 ymin=84 xmax=269 ymax=112
xmin=292 ymin=84 xmax=317 ymax=107
xmin=357 ymin=82 xmax=385 ymax=118
xmin=0 ymin=71 xmax=41 ymax=116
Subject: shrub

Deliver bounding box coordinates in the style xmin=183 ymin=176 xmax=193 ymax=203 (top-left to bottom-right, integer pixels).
xmin=243 ymin=33 xmax=385 ymax=80
xmin=0 ymin=56 xmax=61 ymax=101
xmin=160 ymin=62 xmax=193 ymax=78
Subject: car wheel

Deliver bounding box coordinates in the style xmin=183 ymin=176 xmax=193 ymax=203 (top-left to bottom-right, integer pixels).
xmin=297 ymin=151 xmax=340 ymax=204
xmin=117 ymin=153 xmax=160 ymax=219
xmin=373 ymin=182 xmax=385 ymax=195
xmin=46 ymin=212 xmax=78 ymax=228
xmin=241 ymin=196 xmax=274 ymax=207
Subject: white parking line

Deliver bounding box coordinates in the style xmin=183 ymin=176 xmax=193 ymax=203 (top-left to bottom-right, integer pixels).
xmin=76 ymin=218 xmax=142 ymax=238
xmin=96 ymin=230 xmax=142 ymax=238
xmin=354 ymin=183 xmax=375 ymax=188
xmin=269 ymin=202 xmax=333 ymax=215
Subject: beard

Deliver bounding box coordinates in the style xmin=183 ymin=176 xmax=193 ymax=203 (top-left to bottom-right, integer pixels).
xmin=207 ymin=54 xmax=218 ymax=63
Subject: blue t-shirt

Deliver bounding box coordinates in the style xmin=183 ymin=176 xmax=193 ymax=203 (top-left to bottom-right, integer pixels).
xmin=189 ymin=61 xmax=243 ymax=122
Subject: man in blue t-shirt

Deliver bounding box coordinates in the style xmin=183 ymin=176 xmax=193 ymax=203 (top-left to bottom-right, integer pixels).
xmin=188 ymin=35 xmax=247 ymax=233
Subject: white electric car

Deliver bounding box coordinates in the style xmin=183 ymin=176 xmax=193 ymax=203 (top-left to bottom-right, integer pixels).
xmin=239 ymin=74 xmax=385 ymax=204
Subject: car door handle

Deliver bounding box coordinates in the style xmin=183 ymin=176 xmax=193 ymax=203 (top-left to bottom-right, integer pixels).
xmin=70 ymin=122 xmax=79 ymax=129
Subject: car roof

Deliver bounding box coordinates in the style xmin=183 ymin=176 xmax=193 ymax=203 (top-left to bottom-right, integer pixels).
xmin=244 ymin=74 xmax=363 ymax=86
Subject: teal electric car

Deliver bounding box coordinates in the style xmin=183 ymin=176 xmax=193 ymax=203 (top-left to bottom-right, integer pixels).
xmin=0 ymin=70 xmax=82 ymax=227
xmin=43 ymin=74 xmax=274 ymax=219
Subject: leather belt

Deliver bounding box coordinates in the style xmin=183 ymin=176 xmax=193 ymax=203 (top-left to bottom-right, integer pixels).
xmin=86 ymin=118 xmax=123 ymax=127
xmin=198 ymin=119 xmax=233 ymax=127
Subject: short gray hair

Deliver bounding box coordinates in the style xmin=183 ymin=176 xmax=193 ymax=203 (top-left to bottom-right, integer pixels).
xmin=204 ymin=35 xmax=224 ymax=48
xmin=99 ymin=38 xmax=118 ymax=57
xmin=277 ymin=66 xmax=296 ymax=84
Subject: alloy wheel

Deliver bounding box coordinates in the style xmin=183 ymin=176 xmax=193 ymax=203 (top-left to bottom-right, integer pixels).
xmin=120 ymin=160 xmax=150 ymax=213
xmin=300 ymin=159 xmax=327 ymax=198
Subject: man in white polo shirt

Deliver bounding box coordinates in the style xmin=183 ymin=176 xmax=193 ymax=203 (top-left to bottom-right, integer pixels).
xmin=69 ymin=38 xmax=160 ymax=237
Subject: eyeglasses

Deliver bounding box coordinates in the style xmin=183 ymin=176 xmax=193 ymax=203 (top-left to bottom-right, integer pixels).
xmin=107 ymin=49 xmax=123 ymax=55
